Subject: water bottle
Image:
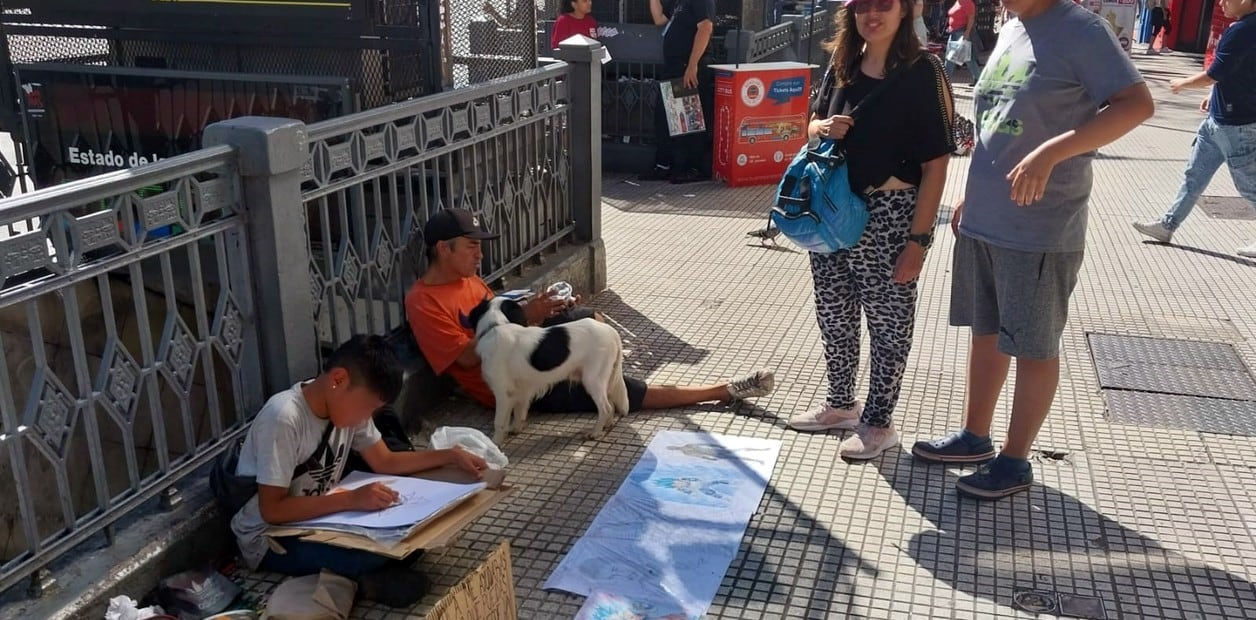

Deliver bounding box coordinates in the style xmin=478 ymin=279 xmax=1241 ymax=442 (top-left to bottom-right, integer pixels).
xmin=547 ymin=281 xmax=573 ymax=302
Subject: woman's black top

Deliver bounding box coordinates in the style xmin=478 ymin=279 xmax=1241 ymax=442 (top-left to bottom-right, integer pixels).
xmin=813 ymin=53 xmax=955 ymax=194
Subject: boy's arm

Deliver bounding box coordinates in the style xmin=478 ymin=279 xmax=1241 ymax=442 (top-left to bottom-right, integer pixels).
xmin=256 ymin=482 xmax=396 ymax=524
xmin=359 ymin=441 xmax=488 ymax=478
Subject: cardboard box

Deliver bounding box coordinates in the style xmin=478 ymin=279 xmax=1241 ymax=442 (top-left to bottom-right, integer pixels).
xmin=427 ymin=541 xmax=517 ymax=620
xmin=267 ymin=467 xmax=513 ymax=559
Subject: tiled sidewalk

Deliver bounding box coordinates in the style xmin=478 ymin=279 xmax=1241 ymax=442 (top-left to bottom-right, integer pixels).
xmin=242 ymin=46 xmax=1256 ymax=619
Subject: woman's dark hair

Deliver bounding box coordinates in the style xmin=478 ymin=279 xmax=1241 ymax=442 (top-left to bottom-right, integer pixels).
xmin=558 ymin=0 xmax=577 ymax=15
xmin=324 ymin=334 xmax=403 ymax=403
xmin=823 ymin=0 xmax=923 ymax=87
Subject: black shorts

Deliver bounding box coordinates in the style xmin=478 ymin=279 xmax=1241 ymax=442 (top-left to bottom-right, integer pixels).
xmin=531 ymin=307 xmax=649 ymax=413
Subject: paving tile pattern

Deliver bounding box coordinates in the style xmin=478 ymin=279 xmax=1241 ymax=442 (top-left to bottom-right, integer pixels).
xmin=234 ymin=47 xmax=1256 ymax=619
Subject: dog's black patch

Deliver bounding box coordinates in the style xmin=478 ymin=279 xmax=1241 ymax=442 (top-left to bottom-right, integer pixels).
xmin=530 ymin=326 xmax=571 ymax=371
xmin=466 ymin=297 xmax=493 ymax=331
xmin=499 ymin=299 xmax=529 ymax=326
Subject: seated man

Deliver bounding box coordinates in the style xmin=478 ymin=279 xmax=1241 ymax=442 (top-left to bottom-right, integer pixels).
xmin=230 ymin=335 xmax=487 ymax=607
xmin=406 ymin=208 xmax=775 ymax=417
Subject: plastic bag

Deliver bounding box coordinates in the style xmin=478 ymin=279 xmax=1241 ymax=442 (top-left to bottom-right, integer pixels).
xmin=430 ymin=427 xmax=509 ymax=470
xmin=945 ymin=38 xmax=971 ymax=64
xmin=103 ymin=596 xmax=165 ymax=620
xmin=155 ymin=567 xmax=241 ymax=620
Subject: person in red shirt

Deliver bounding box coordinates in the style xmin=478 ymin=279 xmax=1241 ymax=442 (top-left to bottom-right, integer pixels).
xmin=406 ymin=208 xmax=775 ymax=421
xmin=551 ymin=0 xmax=599 ymax=50
xmin=944 ymin=0 xmax=983 ymax=85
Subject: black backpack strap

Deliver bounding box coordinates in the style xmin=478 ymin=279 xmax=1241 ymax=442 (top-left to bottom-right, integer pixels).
xmin=292 ymin=422 xmax=336 ymax=479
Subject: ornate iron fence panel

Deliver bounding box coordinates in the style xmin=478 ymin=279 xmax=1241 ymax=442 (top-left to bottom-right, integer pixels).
xmin=0 ymin=147 xmax=264 ymax=594
xmin=301 ymin=64 xmax=574 ymax=353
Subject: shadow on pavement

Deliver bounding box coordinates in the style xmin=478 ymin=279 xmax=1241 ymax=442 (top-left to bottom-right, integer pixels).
xmin=874 ymin=448 xmax=1256 ymax=618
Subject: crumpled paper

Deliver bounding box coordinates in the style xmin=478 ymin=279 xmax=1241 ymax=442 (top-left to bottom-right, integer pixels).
xmin=103 ymin=595 xmax=165 ymax=620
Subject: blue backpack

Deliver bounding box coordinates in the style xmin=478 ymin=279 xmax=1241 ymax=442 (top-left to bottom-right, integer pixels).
xmin=771 ymin=139 xmax=869 ymax=253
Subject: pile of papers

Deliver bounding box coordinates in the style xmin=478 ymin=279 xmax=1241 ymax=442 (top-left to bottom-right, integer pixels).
xmin=288 ymin=471 xmax=487 ymax=545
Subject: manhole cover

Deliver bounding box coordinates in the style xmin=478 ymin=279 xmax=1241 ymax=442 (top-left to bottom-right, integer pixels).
xmin=1104 ymin=391 xmax=1256 ymax=436
xmin=1200 ymin=195 xmax=1256 ymax=221
xmin=1012 ymin=589 xmax=1059 ymax=613
xmin=1059 ymin=593 xmax=1108 ymax=619
xmin=1088 ymin=334 xmax=1256 ymax=400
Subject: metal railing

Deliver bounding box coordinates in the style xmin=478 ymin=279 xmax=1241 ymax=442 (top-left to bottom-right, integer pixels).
xmin=0 ymin=146 xmax=265 ymax=594
xmin=300 ymin=62 xmax=576 ymax=353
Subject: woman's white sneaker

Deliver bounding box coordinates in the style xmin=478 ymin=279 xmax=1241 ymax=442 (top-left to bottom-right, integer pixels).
xmin=787 ymin=402 xmax=862 ymax=432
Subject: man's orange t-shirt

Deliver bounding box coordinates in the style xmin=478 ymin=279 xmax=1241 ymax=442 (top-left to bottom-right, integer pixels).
xmin=405 ymin=277 xmax=497 ymax=407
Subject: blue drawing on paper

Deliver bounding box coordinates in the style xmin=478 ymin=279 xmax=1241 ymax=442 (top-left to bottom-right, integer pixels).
xmin=630 ymin=465 xmax=740 ymax=508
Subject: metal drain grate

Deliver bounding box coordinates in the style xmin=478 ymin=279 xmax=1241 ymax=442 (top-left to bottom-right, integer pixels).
xmin=1200 ymin=195 xmax=1256 ymax=221
xmin=1088 ymin=334 xmax=1256 ymax=436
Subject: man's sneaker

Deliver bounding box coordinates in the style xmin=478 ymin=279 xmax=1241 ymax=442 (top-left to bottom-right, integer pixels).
xmin=1238 ymin=241 xmax=1256 ymax=258
xmin=727 ymin=369 xmax=775 ymax=399
xmin=639 ymin=165 xmax=671 ymax=181
xmin=839 ymin=423 xmax=899 ymax=460
xmin=912 ymin=430 xmax=996 ymax=463
xmin=955 ymin=456 xmax=1034 ymax=500
xmin=787 ymin=402 xmax=862 ymax=432
xmin=1133 ymin=220 xmax=1173 ymax=243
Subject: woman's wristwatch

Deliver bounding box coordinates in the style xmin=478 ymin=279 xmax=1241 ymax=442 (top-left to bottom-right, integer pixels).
xmin=907 ymin=232 xmax=934 ymax=250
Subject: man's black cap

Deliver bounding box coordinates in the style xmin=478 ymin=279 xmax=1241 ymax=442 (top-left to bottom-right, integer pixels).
xmin=423 ymin=208 xmax=499 ymax=246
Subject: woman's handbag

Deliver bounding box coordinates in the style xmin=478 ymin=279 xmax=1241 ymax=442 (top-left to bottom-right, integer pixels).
xmin=771 ymin=59 xmax=916 ymax=253
xmin=945 ymin=37 xmax=972 ymax=64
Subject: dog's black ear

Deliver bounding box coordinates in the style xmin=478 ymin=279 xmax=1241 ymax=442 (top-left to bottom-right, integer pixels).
xmin=501 ymin=299 xmax=529 ymax=326
xmin=466 ymin=297 xmax=492 ymax=330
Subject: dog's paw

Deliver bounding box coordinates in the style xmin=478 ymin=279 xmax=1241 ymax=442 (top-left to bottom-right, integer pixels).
xmin=492 ymin=430 xmax=509 ymax=446
xmin=585 ymin=426 xmax=606 ymax=441
xmin=511 ymin=420 xmax=527 ymax=434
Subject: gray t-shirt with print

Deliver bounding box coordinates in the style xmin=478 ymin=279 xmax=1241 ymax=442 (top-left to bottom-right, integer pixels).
xmin=229 ymin=383 xmax=382 ymax=569
xmin=959 ymin=0 xmax=1143 ymax=253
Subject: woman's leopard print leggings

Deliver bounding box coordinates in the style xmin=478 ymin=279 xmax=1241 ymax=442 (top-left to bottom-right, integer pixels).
xmin=809 ymin=188 xmax=920 ymax=429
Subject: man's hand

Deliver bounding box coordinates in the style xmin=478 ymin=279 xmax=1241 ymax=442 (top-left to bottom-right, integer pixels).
xmin=348 ymin=482 xmax=399 ymax=511
xmin=1007 ymin=143 xmax=1061 ymax=206
xmin=950 ymin=200 xmax=964 ymax=236
xmin=893 ymin=242 xmax=926 ymax=284
xmin=1199 ymin=95 xmax=1211 ymax=114
xmin=684 ymin=65 xmax=699 ymax=89
xmin=523 ymin=291 xmax=568 ymax=324
xmin=1169 ymin=77 xmax=1189 ymax=94
xmin=445 ymin=447 xmax=488 ymax=479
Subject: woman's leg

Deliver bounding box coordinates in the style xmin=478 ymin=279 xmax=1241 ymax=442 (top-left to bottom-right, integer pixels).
xmin=809 ymin=251 xmax=862 ymax=409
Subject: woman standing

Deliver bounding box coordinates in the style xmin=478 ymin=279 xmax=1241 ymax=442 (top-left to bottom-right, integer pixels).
xmin=1134 ymin=0 xmax=1256 ymax=256
xmin=786 ymin=0 xmax=955 ymax=460
xmin=551 ymin=0 xmax=598 ymax=50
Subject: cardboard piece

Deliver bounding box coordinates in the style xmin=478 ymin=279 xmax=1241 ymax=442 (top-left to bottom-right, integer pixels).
xmin=427 ymin=541 xmax=517 ymax=620
xmin=266 ymin=468 xmax=513 ymax=560
xmin=266 ymin=570 xmax=356 ymax=620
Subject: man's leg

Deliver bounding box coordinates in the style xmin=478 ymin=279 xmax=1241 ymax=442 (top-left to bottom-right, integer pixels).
xmin=962 ymin=333 xmax=1011 ymax=438
xmin=1160 ymin=119 xmax=1227 ymax=231
xmin=1220 ymin=123 xmax=1256 ymax=256
xmin=261 ymin=537 xmax=392 ymax=577
xmin=1001 ymin=356 xmax=1060 ymax=458
xmin=641 ymin=383 xmax=735 ymax=408
xmin=642 ymin=63 xmax=686 ymax=180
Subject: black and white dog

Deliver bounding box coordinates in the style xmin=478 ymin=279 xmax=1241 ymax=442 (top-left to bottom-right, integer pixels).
xmin=467 ymin=296 xmax=630 ymax=445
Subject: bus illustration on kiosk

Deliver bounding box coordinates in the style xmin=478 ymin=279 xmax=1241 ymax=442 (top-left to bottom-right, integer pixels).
xmin=738 ymin=116 xmax=804 ymax=144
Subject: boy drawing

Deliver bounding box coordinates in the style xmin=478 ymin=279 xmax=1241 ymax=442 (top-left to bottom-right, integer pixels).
xmin=230 ymin=335 xmax=487 ymax=607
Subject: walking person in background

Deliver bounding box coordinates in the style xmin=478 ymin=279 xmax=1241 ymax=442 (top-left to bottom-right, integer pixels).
xmin=786 ymin=0 xmax=954 ymax=460
xmin=1146 ymin=0 xmax=1166 ymax=53
xmin=914 ymin=0 xmax=930 ymax=43
xmin=944 ymin=0 xmax=984 ymax=85
xmin=639 ymin=0 xmax=715 ymax=184
xmin=1133 ymin=0 xmax=1256 ymax=257
xmin=913 ymin=0 xmax=1153 ymax=498
xmin=550 ymin=0 xmax=598 ymax=50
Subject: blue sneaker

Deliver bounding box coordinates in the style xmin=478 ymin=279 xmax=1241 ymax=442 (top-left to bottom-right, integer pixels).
xmin=956 ymin=456 xmax=1034 ymax=500
xmin=911 ymin=430 xmax=996 ymax=464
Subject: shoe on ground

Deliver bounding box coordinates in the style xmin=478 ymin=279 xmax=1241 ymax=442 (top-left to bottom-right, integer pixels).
xmin=912 ymin=430 xmax=996 ymax=463
xmin=638 ymin=165 xmax=671 ymax=181
xmin=839 ymin=423 xmax=899 ymax=460
xmin=670 ymin=168 xmax=707 ymax=184
xmin=788 ymin=402 xmax=862 ymax=432
xmin=955 ymin=455 xmax=1034 ymax=500
xmin=1133 ymin=220 xmax=1173 ymax=243
xmin=356 ymin=566 xmax=431 ymax=608
xmin=1239 ymin=241 xmax=1256 ymax=258
xmin=727 ymin=369 xmax=775 ymax=400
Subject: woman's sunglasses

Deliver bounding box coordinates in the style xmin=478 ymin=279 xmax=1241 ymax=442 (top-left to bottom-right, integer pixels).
xmin=849 ymin=0 xmax=896 ymax=14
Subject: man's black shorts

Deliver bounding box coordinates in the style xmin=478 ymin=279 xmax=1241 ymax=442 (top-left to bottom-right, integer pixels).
xmin=531 ymin=307 xmax=648 ymax=413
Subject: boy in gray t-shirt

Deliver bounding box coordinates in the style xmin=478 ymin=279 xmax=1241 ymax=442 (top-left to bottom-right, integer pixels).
xmin=911 ymin=0 xmax=1153 ymax=499
xmin=229 ymin=335 xmax=486 ymax=607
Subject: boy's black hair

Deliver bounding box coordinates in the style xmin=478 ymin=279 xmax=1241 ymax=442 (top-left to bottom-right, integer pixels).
xmin=323 ymin=335 xmax=404 ymax=403
xmin=558 ymin=0 xmax=576 ymax=14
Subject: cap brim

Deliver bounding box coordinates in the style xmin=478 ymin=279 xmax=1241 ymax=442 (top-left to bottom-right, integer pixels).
xmin=466 ymin=231 xmax=499 ymax=240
